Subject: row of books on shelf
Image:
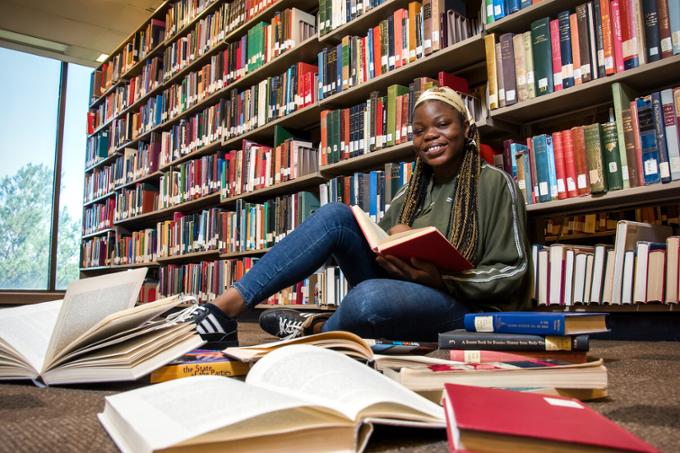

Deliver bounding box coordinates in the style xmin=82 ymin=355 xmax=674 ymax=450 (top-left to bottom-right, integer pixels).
xmin=501 ymin=84 xmax=680 ymax=205
xmin=90 ymin=0 xmax=279 ymax=101
xmin=317 ymin=1 xmax=481 ymax=99
xmin=485 ymin=0 xmax=680 ymax=109
xmin=483 ymin=0 xmax=540 ymax=24
xmin=543 ymin=204 xmax=680 ymax=239
xmin=82 ymin=151 xmax=412 ymax=254
xmin=533 ymin=220 xmax=680 ymax=306
xmin=89 ymin=18 xmax=166 ymax=102
xmin=163 ymin=0 xmax=219 ymax=43
xmin=158 ymin=258 xmax=349 ymax=304
xmin=82 ymin=191 xmax=320 ymax=265
xmin=88 ymin=59 xmax=318 ymax=156
xmin=320 ymin=74 xmax=481 ymax=164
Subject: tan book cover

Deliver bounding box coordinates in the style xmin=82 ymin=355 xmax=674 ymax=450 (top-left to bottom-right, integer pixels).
xmin=484 ymin=33 xmax=499 ymax=109
xmin=513 ymin=33 xmax=528 ymax=103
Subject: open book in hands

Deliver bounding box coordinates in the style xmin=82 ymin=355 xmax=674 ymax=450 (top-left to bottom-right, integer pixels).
xmin=351 ymin=205 xmax=473 ymax=273
xmin=98 ymin=345 xmax=446 ymax=453
xmin=0 ymin=268 xmax=203 ymax=385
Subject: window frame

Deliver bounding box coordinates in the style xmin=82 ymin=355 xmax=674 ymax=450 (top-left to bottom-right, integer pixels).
xmin=0 ymin=59 xmax=72 ymax=304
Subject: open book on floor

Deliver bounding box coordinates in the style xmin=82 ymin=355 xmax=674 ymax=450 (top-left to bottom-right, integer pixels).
xmin=99 ymin=345 xmax=445 ymax=453
xmin=351 ymin=205 xmax=473 ymax=273
xmin=223 ymin=331 xmax=460 ymax=370
xmin=0 ymin=269 xmax=203 ymax=385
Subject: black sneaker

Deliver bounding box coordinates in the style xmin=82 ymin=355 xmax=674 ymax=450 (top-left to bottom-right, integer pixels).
xmin=168 ymin=303 xmax=239 ymax=349
xmin=258 ymin=309 xmax=331 ymax=339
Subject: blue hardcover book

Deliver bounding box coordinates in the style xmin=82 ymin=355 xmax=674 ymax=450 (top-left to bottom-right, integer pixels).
xmin=505 ymin=0 xmax=520 ymax=15
xmin=493 ymin=0 xmax=506 ymax=20
xmin=508 ymin=143 xmax=524 ymax=178
xmin=557 ymin=11 xmax=575 ymax=88
xmin=636 ymin=95 xmax=662 ymax=185
xmin=317 ymin=50 xmax=325 ymax=100
xmin=668 ymin=0 xmax=680 ymax=55
xmin=369 ymin=170 xmax=378 ymax=221
xmin=532 ymin=135 xmax=552 ymax=202
xmin=367 ymin=29 xmax=374 ymax=79
xmin=520 ymin=0 xmax=531 ymax=9
xmin=463 ymin=312 xmax=609 ymax=335
xmin=336 ymin=43 xmax=343 ymax=95
xmin=546 ymin=133 xmax=558 ymax=200
xmin=651 ymin=91 xmax=671 ymax=183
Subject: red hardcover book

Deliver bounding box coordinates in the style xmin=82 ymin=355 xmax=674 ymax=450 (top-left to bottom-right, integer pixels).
xmin=443 ymin=383 xmax=659 ymax=453
xmin=600 ymin=0 xmax=616 ymax=74
xmin=394 ymin=9 xmax=404 ymax=68
xmin=373 ymin=26 xmax=382 ymax=77
xmin=561 ymin=128 xmax=580 ymax=197
xmin=630 ymin=99 xmax=646 ymax=186
xmin=437 ymin=71 xmax=469 ymax=94
xmin=549 ymin=19 xmax=563 ymax=91
xmin=657 ymin=0 xmax=673 ymax=59
xmin=571 ymin=126 xmax=591 ymax=195
xmin=448 ymin=349 xmax=587 ymax=364
xmin=551 ymin=131 xmax=568 ymax=199
xmin=351 ymin=205 xmax=473 ymax=272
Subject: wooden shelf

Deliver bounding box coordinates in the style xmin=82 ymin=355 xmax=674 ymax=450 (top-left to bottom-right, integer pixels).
xmin=485 ymin=0 xmax=587 ymax=34
xmin=544 ymin=230 xmax=616 ymax=242
xmin=526 ymin=180 xmax=680 ymax=216
xmin=87 ymin=115 xmax=116 ymax=138
xmin=114 ymin=192 xmax=221 ymax=227
xmin=81 ymin=227 xmax=115 ymax=240
xmin=80 ymin=261 xmax=159 ymax=272
xmin=220 ymin=249 xmax=269 ymax=259
xmin=159 ymin=141 xmax=223 ymax=173
xmin=254 ymin=303 xmax=337 ymax=310
xmin=319 ymin=0 xmax=413 ymax=44
xmin=319 ymin=34 xmax=485 ymax=108
xmin=222 ymin=102 xmax=321 ymax=149
xmin=320 ymin=142 xmax=414 ymax=176
xmin=115 ymin=170 xmax=163 ymax=190
xmin=82 ymin=191 xmax=116 ymax=208
xmin=541 ymin=303 xmax=678 ymax=313
xmin=221 ymin=172 xmax=326 ymax=204
xmin=490 ymin=55 xmax=680 ymax=124
xmin=156 ymin=250 xmax=221 ymax=264
xmin=117 ymin=82 xmax=165 ymax=118
xmin=120 ymin=43 xmax=165 ymax=81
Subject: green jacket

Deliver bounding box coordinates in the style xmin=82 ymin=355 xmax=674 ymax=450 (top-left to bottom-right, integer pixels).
xmin=379 ymin=163 xmax=532 ymax=310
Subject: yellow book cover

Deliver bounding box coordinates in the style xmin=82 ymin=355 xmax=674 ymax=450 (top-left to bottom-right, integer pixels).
xmin=150 ymin=349 xmax=250 ymax=383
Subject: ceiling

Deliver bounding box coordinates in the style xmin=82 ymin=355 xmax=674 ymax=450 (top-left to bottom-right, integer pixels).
xmin=0 ymin=0 xmax=164 ymax=67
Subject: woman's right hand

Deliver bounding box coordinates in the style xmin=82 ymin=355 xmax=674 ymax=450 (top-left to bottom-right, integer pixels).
xmin=388 ymin=224 xmax=412 ymax=235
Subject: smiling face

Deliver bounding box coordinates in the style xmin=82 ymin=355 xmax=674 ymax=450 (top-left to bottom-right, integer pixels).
xmin=412 ymin=100 xmax=467 ymax=181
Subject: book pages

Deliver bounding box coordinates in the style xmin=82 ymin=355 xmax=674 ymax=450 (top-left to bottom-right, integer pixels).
xmin=44 ymin=268 xmax=147 ymax=364
xmin=247 ymin=345 xmax=444 ymax=424
xmin=0 ymin=299 xmax=62 ymax=374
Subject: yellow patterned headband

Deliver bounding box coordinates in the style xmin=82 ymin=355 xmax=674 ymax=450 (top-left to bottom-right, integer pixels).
xmin=414 ymin=86 xmax=474 ymax=124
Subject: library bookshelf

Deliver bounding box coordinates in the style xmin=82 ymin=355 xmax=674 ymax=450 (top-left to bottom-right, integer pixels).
xmin=81 ymin=0 xmax=680 ymax=315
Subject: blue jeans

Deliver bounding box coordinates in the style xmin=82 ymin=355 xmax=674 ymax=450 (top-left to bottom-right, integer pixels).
xmin=233 ymin=202 xmax=470 ymax=340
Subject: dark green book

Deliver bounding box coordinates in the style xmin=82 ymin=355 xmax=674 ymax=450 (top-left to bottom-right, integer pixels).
xmin=273 ymin=125 xmax=294 ymax=148
xmin=530 ymin=17 xmax=553 ymax=96
xmin=601 ymin=122 xmax=624 ymax=191
xmin=584 ymin=123 xmax=607 ymax=193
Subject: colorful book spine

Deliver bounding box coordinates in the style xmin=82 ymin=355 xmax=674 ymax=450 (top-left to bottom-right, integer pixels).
xmin=462 ymin=312 xmax=607 ymax=336
xmin=601 ymin=121 xmax=624 ymax=190
xmin=558 ymin=11 xmax=575 ymax=88
xmin=584 ymin=123 xmax=607 ymax=193
xmin=651 ymin=91 xmax=672 ymax=182
xmin=636 ymin=95 xmax=662 ymax=185
xmin=531 ymin=17 xmax=553 ymax=96
xmin=438 ymin=331 xmax=590 ymax=351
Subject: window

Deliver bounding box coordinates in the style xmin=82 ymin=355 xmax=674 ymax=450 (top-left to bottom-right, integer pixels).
xmin=0 ymin=47 xmax=90 ymax=292
xmin=56 ymin=64 xmax=91 ymax=289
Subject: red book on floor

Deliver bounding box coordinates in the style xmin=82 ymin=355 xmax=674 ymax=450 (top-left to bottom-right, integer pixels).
xmin=443 ymin=383 xmax=659 ymax=453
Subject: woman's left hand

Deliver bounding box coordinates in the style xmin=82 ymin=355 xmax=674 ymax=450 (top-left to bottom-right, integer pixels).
xmin=376 ymin=255 xmax=445 ymax=289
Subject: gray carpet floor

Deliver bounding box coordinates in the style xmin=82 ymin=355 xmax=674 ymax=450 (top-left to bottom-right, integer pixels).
xmin=1 ymin=321 xmax=679 ymax=452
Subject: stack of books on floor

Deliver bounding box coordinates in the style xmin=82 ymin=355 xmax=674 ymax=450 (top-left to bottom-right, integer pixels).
xmin=382 ymin=311 xmax=611 ymax=401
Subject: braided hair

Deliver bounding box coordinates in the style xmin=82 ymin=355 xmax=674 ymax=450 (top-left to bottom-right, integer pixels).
xmin=397 ymin=88 xmax=482 ymax=265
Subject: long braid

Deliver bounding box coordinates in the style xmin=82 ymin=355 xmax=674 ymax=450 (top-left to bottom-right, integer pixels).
xmin=399 ymin=113 xmax=481 ymax=265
